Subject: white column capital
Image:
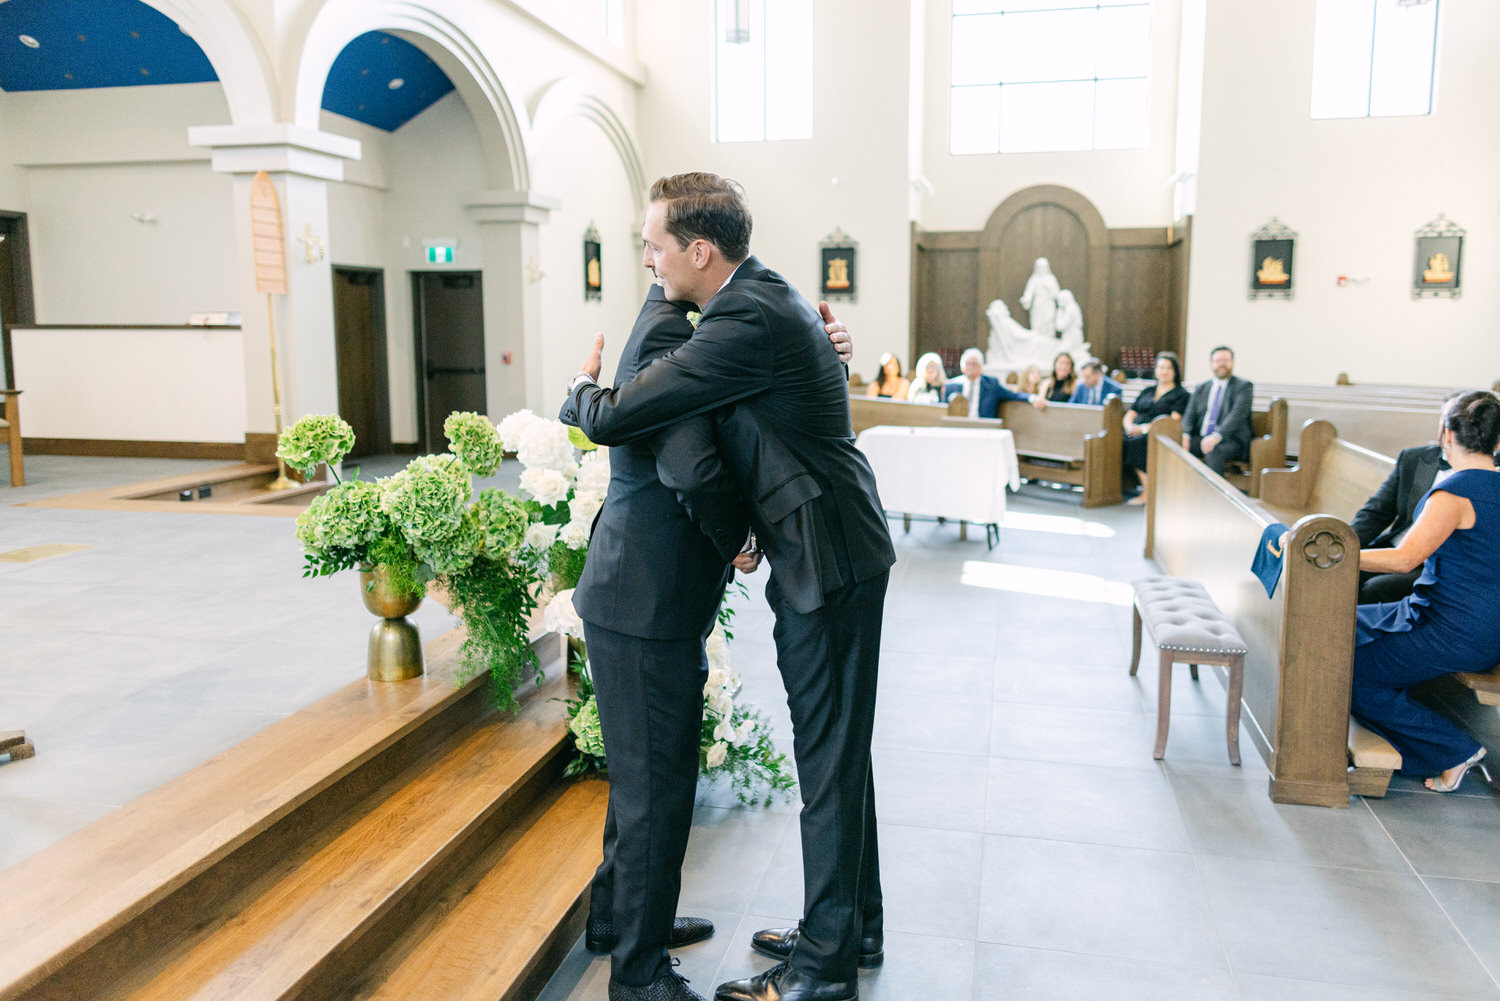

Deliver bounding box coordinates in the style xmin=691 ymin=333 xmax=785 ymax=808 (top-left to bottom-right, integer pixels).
xmin=187 ymin=124 xmax=362 ymax=181
xmin=465 ymin=190 xmax=562 ymax=225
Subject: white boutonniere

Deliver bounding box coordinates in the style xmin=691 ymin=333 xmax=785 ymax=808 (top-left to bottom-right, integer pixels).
xmin=686 ymin=311 xmax=702 ymax=329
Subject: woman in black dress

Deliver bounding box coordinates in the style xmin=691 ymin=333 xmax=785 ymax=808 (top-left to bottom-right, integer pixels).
xmin=1123 ymin=352 xmax=1190 ymax=505
xmin=1041 ymin=351 xmax=1077 ymax=403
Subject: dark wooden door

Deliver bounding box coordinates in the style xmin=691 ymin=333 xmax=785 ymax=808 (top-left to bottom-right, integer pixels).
xmin=332 ymin=266 xmax=390 ymax=457
xmin=412 ymin=271 xmax=485 ymax=452
xmin=0 ymin=211 xmax=36 ymax=390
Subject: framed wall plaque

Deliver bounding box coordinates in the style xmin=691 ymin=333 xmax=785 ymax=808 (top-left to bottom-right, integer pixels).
xmin=1412 ymin=214 xmax=1463 ymax=299
xmin=583 ymin=223 xmax=602 ymax=301
xmin=1249 ymin=218 xmax=1296 ymax=300
xmin=819 ymin=227 xmax=857 ymax=303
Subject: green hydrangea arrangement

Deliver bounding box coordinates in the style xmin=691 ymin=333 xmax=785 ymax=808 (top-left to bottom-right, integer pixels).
xmin=381 ymin=454 xmax=472 ymax=545
xmin=445 ymin=411 xmax=505 ymax=476
xmin=473 ymin=488 xmax=530 ymax=554
xmin=295 ymin=479 xmax=389 ymax=575
xmin=276 ymin=414 xmax=355 ymax=479
xmin=567 ymin=694 xmax=605 ymax=759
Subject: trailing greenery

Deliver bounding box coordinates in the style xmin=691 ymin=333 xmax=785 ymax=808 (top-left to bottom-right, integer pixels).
xmin=442 ymin=552 xmax=544 ymax=713
xmin=368 ymin=533 xmax=426 ymax=600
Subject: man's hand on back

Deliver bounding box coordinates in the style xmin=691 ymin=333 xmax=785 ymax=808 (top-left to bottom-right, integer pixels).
xmin=820 ymin=301 xmax=852 ymax=364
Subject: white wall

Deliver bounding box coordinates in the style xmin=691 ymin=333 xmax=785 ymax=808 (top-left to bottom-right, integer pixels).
xmin=1185 ymin=1 xmax=1500 ymax=387
xmin=917 ymin=0 xmax=1183 ymax=232
xmin=532 ymin=113 xmax=645 ymax=397
xmin=634 ymin=0 xmax=913 ymax=374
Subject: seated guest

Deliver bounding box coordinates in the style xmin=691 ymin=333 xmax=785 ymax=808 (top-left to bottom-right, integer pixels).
xmin=1069 ymin=359 xmax=1124 ymax=405
xmin=1352 ymin=390 xmax=1500 ymax=792
xmin=1350 ymin=394 xmax=1474 ymax=605
xmin=907 ymin=352 xmax=947 ymax=404
xmin=1041 ymin=351 xmax=1077 ymax=403
xmin=1015 ymin=364 xmax=1043 ymax=396
xmin=1121 ymin=351 xmax=1190 ymax=506
xmin=1180 ymin=345 xmax=1253 ymax=475
xmin=943 ymin=347 xmax=1047 ymax=418
xmin=865 ymin=352 xmax=910 ymax=399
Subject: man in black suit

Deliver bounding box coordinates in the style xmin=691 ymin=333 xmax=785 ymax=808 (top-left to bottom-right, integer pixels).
xmin=577 ymin=284 xmax=854 ymax=1001
xmin=1180 ymin=345 xmax=1254 ymax=475
xmin=562 ymin=173 xmax=896 ymax=1001
xmin=1349 ymin=395 xmax=1473 ymax=604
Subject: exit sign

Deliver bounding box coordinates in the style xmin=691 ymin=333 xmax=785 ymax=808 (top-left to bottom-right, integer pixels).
xmin=426 ymin=245 xmax=454 ymax=264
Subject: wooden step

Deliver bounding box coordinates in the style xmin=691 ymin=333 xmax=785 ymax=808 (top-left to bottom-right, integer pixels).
xmin=344 ymin=776 xmax=608 ymax=1001
xmin=0 ymin=625 xmax=573 ymax=1001
xmin=105 ymin=675 xmax=574 ymax=1001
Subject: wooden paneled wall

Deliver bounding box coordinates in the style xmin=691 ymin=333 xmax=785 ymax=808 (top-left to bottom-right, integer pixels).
xmin=909 ymin=185 xmax=1188 ymax=374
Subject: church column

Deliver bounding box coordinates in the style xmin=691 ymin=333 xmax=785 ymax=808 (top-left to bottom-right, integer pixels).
xmin=187 ymin=124 xmax=361 ymax=455
xmin=465 ymin=190 xmax=560 ymax=418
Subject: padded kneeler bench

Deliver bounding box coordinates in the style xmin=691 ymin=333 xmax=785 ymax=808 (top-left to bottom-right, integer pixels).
xmin=1129 ymin=577 xmax=1248 ymax=764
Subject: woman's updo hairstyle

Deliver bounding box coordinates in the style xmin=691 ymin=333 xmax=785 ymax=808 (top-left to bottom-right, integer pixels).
xmin=1445 ymin=390 xmax=1500 ymax=456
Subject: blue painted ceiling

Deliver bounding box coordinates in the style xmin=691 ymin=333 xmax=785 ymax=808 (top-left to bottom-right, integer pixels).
xmin=0 ymin=0 xmax=453 ymax=132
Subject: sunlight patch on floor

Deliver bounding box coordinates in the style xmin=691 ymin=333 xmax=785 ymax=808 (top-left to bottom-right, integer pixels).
xmin=999 ymin=510 xmax=1117 ymax=539
xmin=960 ymin=560 xmax=1133 ymax=606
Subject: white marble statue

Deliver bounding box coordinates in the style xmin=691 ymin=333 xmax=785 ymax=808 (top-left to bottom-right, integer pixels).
xmin=984 ymin=262 xmax=1090 ymax=370
xmin=1055 ymin=289 xmax=1084 ymax=348
xmin=1019 ymin=257 xmax=1061 ymax=339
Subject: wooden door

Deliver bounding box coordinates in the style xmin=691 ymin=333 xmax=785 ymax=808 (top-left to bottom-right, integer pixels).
xmin=412 ymin=271 xmax=485 ymax=452
xmin=332 ymin=266 xmax=390 ymax=457
xmin=0 ymin=211 xmax=36 ymax=390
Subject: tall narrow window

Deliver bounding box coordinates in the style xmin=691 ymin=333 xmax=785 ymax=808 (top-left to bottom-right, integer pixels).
xmin=949 ymin=1 xmax=1151 ymax=155
xmin=715 ymin=0 xmax=814 ymax=142
xmin=1311 ymin=0 xmax=1439 ymax=119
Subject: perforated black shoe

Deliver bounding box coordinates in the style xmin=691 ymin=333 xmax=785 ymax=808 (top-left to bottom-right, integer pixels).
xmin=608 ymin=965 xmax=706 ymax=1001
xmin=587 ymin=915 xmax=716 ymax=953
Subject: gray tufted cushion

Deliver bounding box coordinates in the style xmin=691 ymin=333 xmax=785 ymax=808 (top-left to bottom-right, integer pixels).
xmin=1132 ymin=576 xmax=1247 ymax=655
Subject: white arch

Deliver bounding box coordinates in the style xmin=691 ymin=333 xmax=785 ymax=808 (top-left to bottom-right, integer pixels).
xmin=139 ymin=0 xmax=276 ymax=125
xmin=531 ymin=77 xmax=647 ymax=215
xmin=288 ymin=0 xmax=531 ymax=190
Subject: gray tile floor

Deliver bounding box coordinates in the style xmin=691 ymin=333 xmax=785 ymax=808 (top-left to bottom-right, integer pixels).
xmin=5 ymin=455 xmax=1500 ymax=1000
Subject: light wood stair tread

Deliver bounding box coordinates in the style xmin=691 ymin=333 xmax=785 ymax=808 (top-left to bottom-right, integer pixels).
xmin=346 ymin=776 xmax=608 ymax=1001
xmin=113 ymin=673 xmax=573 ymax=1001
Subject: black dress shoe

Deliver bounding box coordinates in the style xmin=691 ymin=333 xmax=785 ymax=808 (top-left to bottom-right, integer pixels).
xmin=750 ymin=926 xmax=883 ymax=968
xmin=609 ymin=967 xmax=707 ymax=1001
xmin=588 ymin=915 xmax=716 ymax=953
xmin=714 ymin=961 xmax=856 ymax=1001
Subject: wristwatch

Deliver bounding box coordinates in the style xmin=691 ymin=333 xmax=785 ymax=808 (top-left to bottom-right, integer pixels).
xmin=567 ymin=372 xmax=596 ymax=395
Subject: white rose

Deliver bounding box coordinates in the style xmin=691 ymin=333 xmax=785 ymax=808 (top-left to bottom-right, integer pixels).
xmin=497 ymin=409 xmax=542 ymax=452
xmin=542 ymin=588 xmax=585 ymax=639
xmin=706 ymin=741 xmax=729 ymax=768
xmin=569 ymin=491 xmax=603 ymax=526
xmin=713 ymin=717 xmax=738 ymax=744
xmin=559 ymin=519 xmax=591 ymax=549
xmin=705 ymin=668 xmax=729 ymax=694
xmin=707 ymin=688 xmax=734 ymax=716
xmin=520 ymin=467 xmax=571 ymax=507
xmin=524 ymin=521 xmax=560 ymax=551
xmin=577 ymin=450 xmax=611 ymax=494
xmin=518 ymin=420 xmax=577 ymax=474
xmin=705 ymin=624 xmax=731 ymax=674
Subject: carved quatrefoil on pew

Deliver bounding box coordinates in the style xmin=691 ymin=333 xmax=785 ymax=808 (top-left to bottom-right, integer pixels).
xmin=1302 ymin=531 xmax=1345 ymax=569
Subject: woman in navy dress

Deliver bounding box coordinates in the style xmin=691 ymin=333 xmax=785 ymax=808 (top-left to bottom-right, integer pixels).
xmin=1352 ymin=391 xmax=1500 ymax=791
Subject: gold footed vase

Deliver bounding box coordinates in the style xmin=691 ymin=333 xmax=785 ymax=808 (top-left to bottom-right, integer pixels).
xmin=359 ymin=565 xmax=425 ymax=682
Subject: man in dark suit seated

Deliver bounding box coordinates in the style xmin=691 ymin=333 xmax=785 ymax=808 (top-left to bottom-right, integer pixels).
xmin=1348 ymin=394 xmax=1497 ymax=604
xmin=563 ymin=173 xmax=895 ymax=1001
xmin=942 ymin=347 xmax=1047 ymax=417
xmin=1180 ymin=345 xmax=1254 ymax=475
xmin=1068 ymin=359 xmax=1123 ymax=405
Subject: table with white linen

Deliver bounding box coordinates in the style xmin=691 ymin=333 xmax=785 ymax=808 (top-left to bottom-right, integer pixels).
xmin=855 ymin=426 xmax=1020 ymax=543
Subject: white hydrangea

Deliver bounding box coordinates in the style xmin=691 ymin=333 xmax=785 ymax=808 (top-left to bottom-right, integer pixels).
xmin=517 ymin=419 xmax=577 ymax=476
xmin=559 ymin=519 xmax=591 ymax=549
xmin=520 ymin=467 xmax=571 ymax=507
xmin=576 ymin=449 xmax=611 ymax=495
xmin=706 ymin=741 xmax=729 ymax=768
xmin=497 ymin=409 xmax=542 ymax=452
xmin=524 ymin=521 xmax=561 ymax=551
xmin=542 ymin=587 xmax=585 ymax=639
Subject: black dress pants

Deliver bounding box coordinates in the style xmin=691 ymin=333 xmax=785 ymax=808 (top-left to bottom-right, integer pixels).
xmin=1188 ymin=434 xmax=1246 ymax=476
xmin=1359 ymin=568 xmax=1422 ymax=605
xmin=764 ymin=570 xmax=888 ymax=982
xmin=583 ymin=620 xmax=707 ymax=987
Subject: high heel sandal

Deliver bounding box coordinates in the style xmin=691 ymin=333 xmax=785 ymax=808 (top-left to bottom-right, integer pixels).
xmin=1426 ymin=747 xmax=1487 ymax=792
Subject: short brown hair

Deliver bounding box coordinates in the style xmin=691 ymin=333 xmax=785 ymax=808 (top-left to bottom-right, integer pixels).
xmin=649 ymin=172 xmax=752 ymax=262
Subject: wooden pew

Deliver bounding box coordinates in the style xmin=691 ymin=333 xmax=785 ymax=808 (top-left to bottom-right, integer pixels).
xmin=996 ymin=396 xmax=1125 ymax=508
xmin=1146 ymin=423 xmax=1362 ymax=807
xmin=1223 ymin=398 xmax=1288 ymax=498
xmin=1 ymin=389 xmax=23 ymax=487
xmin=849 ymin=395 xmax=967 ymax=436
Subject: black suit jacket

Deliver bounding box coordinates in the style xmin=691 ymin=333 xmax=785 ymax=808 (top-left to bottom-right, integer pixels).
xmin=1349 ymin=444 xmax=1443 ymax=549
xmin=561 ymin=256 xmax=895 ymax=614
xmin=1182 ymin=375 xmax=1254 ymax=456
xmin=570 ymin=286 xmax=748 ymax=640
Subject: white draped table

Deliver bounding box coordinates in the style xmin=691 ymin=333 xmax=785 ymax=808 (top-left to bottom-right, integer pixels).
xmin=854 ymin=425 xmax=1021 ymax=546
